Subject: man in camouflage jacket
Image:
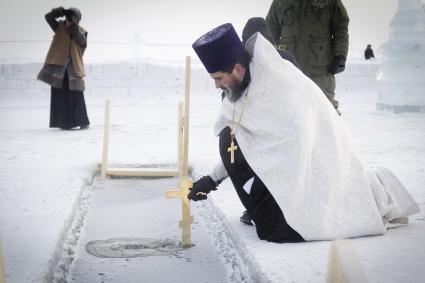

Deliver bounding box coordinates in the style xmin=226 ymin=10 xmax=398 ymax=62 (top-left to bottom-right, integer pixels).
xmin=266 ymin=0 xmax=349 ymax=112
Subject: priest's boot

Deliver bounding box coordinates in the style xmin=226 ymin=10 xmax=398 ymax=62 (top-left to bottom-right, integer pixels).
xmin=240 ymin=210 xmax=253 ymax=226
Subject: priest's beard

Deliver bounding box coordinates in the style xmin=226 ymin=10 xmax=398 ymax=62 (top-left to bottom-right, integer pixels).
xmin=223 ymin=76 xmax=244 ymax=103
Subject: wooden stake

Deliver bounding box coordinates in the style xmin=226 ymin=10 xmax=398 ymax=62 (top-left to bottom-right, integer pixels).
xmin=105 ymin=167 xmax=178 ymax=177
xmin=181 ymin=56 xmax=191 ymax=177
xmin=177 ymin=102 xmax=184 ymax=175
xmin=166 ymin=56 xmax=193 ymax=248
xmin=326 ymin=240 xmax=369 ymax=283
xmin=0 ymin=242 xmax=5 ymax=283
xmin=101 ymin=99 xmax=110 ymax=178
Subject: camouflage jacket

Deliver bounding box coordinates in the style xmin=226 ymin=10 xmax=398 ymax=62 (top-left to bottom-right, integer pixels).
xmin=266 ymin=0 xmax=349 ymax=76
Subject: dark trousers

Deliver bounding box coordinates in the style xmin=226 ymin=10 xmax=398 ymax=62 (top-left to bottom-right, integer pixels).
xmin=219 ymin=127 xmax=304 ymax=243
xmin=50 ymin=72 xmax=90 ymax=129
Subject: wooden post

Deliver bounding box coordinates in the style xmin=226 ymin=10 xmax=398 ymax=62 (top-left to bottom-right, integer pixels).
xmin=177 ymin=102 xmax=183 ymax=175
xmin=326 ymin=240 xmax=369 ymax=283
xmin=166 ymin=56 xmax=193 ymax=247
xmin=0 ymin=242 xmax=5 ymax=283
xmin=101 ymin=99 xmax=110 ymax=178
xmin=181 ymin=56 xmax=191 ymax=177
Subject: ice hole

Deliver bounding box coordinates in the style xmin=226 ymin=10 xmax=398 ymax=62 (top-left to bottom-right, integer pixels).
xmin=85 ymin=238 xmax=183 ymax=258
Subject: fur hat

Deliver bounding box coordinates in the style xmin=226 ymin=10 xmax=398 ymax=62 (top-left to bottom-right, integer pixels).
xmin=192 ymin=23 xmax=245 ymax=73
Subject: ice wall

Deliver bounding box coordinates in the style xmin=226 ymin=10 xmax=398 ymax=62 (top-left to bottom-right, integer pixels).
xmin=0 ymin=60 xmax=216 ymax=106
xmin=377 ymin=0 xmax=425 ymax=112
xmin=1 ymin=60 xmax=379 ymax=106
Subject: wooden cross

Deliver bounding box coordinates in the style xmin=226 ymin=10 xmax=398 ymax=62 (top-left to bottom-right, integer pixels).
xmin=165 ymin=176 xmax=194 ymax=248
xmin=227 ymin=140 xmax=238 ymax=164
xmin=164 ymin=56 xmax=193 ymax=248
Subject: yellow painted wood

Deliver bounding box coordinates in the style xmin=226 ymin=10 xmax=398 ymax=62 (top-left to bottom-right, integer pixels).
xmin=0 ymin=242 xmax=5 ymax=283
xmin=105 ymin=167 xmax=178 ymax=177
xmin=166 ymin=176 xmax=193 ymax=248
xmin=101 ymin=99 xmax=110 ymax=177
xmin=180 ymin=190 xmax=193 ymax=247
xmin=165 ymin=191 xmax=181 ymax=198
xmin=167 ymin=56 xmax=193 ymax=247
xmin=181 ymin=56 xmax=191 ymax=177
xmin=326 ymin=240 xmax=369 ymax=283
xmin=177 ymin=102 xmax=184 ymax=175
xmin=179 ymin=216 xmax=194 ymax=228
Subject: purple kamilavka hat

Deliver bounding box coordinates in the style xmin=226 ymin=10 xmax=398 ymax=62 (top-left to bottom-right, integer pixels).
xmin=192 ymin=23 xmax=245 ymax=73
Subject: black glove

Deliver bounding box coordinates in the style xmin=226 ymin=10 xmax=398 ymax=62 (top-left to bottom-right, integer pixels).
xmin=187 ymin=176 xmax=217 ymax=201
xmin=51 ymin=6 xmax=65 ymax=18
xmin=328 ymin=55 xmax=346 ymax=75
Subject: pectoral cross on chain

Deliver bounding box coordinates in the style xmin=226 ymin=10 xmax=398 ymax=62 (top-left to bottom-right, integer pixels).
xmin=228 ymin=93 xmax=248 ymax=165
xmin=227 ymin=140 xmax=238 ymax=164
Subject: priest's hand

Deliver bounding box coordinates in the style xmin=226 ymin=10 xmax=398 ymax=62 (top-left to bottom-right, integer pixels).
xmin=187 ymin=176 xmax=217 ymax=201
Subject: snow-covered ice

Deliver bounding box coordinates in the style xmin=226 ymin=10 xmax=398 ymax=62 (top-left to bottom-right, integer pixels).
xmin=69 ymin=177 xmax=239 ymax=283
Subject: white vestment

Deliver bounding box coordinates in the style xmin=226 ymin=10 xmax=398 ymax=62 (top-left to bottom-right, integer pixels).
xmin=214 ymin=34 xmax=419 ymax=241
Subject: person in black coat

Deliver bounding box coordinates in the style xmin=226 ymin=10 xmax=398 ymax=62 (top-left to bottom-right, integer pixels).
xmin=364 ymin=44 xmax=375 ymax=60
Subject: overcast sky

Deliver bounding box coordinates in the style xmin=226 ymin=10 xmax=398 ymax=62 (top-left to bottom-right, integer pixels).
xmin=1 ymin=0 xmax=424 ymax=61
